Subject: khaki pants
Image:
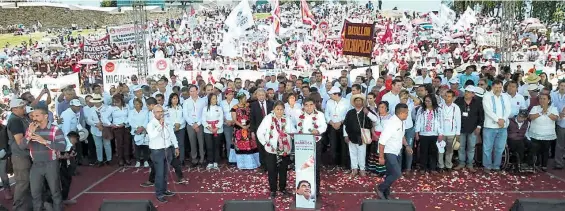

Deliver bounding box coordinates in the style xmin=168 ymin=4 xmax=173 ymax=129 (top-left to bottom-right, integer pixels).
xmin=438 ymin=136 xmax=455 ymax=169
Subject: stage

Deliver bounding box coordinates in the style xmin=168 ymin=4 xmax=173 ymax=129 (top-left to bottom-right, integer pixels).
xmin=2 ymin=165 xmax=565 ymax=210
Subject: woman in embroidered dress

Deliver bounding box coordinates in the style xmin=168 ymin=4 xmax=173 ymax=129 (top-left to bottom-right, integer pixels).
xmin=257 ymin=101 xmax=297 ymax=198
xmin=415 ymin=94 xmax=443 ymax=174
xmin=367 ymin=101 xmax=392 ymax=175
xmin=231 ymin=92 xmax=260 ymax=169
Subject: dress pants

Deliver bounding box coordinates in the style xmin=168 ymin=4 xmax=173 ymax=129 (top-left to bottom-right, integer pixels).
xmin=378 ymin=153 xmax=401 ymax=198
xmin=555 ymin=127 xmax=565 ymax=168
xmin=532 ymin=139 xmax=552 ymax=168
xmin=59 ymin=158 xmax=75 ymax=200
xmin=438 ymin=136 xmax=455 ymax=169
xmin=11 ymin=155 xmax=32 ymax=211
xmin=30 ymin=161 xmax=62 ymax=211
xmin=204 ymin=133 xmax=221 ymax=164
xmin=508 ymin=138 xmax=535 ymax=166
xmin=186 ymin=126 xmax=205 ymax=164
xmin=175 ymin=128 xmax=186 ymax=164
xmin=419 ymin=135 xmax=439 ymax=171
xmin=150 ymin=148 xmax=174 ymax=198
xmin=148 ymin=152 xmax=184 ymax=183
xmin=315 ymin=140 xmax=322 ymax=196
xmin=328 ymin=124 xmax=349 ymax=168
xmin=265 ymin=153 xmax=290 ymax=192
xmin=113 ymin=127 xmax=132 ymax=163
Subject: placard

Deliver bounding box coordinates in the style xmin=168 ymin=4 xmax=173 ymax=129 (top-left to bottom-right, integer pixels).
xmin=107 ymin=24 xmax=149 ymax=48
xmin=101 ymin=58 xmax=172 ymax=91
xmin=294 ymin=134 xmax=316 ymax=209
xmin=476 ymin=33 xmax=501 ymax=46
xmin=342 ymin=22 xmax=375 ymax=58
xmin=83 ymin=35 xmax=111 ymax=60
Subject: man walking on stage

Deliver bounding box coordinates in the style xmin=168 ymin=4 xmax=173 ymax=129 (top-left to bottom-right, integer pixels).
xmin=146 ymin=105 xmax=180 ymax=203
xmin=376 ymin=103 xmax=412 ymax=200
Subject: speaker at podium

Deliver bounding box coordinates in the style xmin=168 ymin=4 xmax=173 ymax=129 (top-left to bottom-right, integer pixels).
xmin=99 ymin=200 xmax=157 ymax=211
xmin=510 ymin=198 xmax=565 ymax=211
xmin=223 ymin=200 xmax=275 ymax=211
xmin=361 ymin=199 xmax=416 ymax=211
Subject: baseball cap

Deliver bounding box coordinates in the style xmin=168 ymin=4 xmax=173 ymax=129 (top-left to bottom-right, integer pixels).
xmin=9 ymin=99 xmax=26 ymax=109
xmin=328 ymin=86 xmax=341 ymax=94
xmin=518 ymin=109 xmax=528 ymax=117
xmin=70 ymin=99 xmax=82 ymax=107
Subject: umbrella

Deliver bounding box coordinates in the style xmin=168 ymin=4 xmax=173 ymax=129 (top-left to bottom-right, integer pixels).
xmin=411 ymin=19 xmax=429 ymax=25
xmin=526 ymin=23 xmax=545 ymax=31
xmin=420 ymin=24 xmax=433 ymax=30
xmin=47 ymin=44 xmax=65 ymax=51
xmin=78 ymin=59 xmax=97 ymax=65
xmin=522 ymin=18 xmax=540 ymax=25
xmin=381 ymin=10 xmax=403 ymax=19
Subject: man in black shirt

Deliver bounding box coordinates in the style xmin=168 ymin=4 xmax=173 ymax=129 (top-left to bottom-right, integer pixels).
xmin=6 ymin=99 xmax=32 ymax=211
xmin=454 ymin=86 xmax=484 ymax=173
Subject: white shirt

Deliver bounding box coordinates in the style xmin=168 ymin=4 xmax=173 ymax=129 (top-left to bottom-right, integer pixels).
xmin=146 ymin=118 xmax=178 ymax=150
xmin=415 ymin=108 xmax=443 ymax=136
xmin=128 ymin=97 xmax=147 ymax=110
xmin=482 ymin=91 xmax=512 ymax=129
xmin=183 ymin=97 xmax=206 ymax=126
xmin=220 ymin=99 xmax=239 ymax=122
xmin=528 ymin=105 xmax=558 ymax=140
xmin=60 ymin=108 xmax=79 ymax=151
xmin=201 ymin=105 xmax=224 ymax=134
xmin=256 ymin=114 xmax=297 ymax=154
xmin=324 ymin=98 xmax=349 ymax=124
xmin=265 ymin=81 xmax=279 ymax=91
xmin=505 ymin=92 xmax=527 ymax=117
xmin=85 ymin=105 xmax=109 ymax=137
xmin=108 ymin=106 xmax=129 ymax=126
xmin=127 ymin=108 xmax=150 ymax=145
xmin=379 ymin=115 xmax=405 ymax=155
xmin=441 ymin=103 xmax=461 ymax=136
xmin=381 ymin=91 xmax=400 ymax=114
xmin=284 ymin=102 xmax=302 ymax=126
xmin=152 ymin=89 xmax=173 ymax=105
xmin=296 ymin=111 xmax=327 ymax=141
xmin=165 ymin=105 xmax=185 ymax=130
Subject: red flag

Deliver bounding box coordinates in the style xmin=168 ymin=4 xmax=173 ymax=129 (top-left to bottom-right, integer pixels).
xmin=380 ymin=22 xmax=393 ymax=43
xmin=272 ymin=0 xmax=281 ymax=35
xmin=300 ymin=0 xmax=315 ymax=26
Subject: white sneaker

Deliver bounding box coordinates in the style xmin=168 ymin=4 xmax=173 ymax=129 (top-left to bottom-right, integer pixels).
xmin=206 ymin=163 xmax=213 ymax=170
xmin=213 ymin=163 xmax=219 ymax=169
xmin=135 ymin=161 xmax=140 ymax=168
xmin=144 ymin=161 xmax=150 ymax=168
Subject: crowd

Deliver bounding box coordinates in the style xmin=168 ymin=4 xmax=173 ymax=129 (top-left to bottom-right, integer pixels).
xmin=1 ymin=1 xmax=565 ymax=210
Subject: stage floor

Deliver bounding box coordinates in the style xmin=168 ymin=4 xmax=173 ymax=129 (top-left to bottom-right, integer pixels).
xmin=2 ymin=165 xmax=565 ymax=211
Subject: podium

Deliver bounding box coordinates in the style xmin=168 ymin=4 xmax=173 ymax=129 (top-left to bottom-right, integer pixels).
xmin=293 ymin=134 xmax=317 ymax=209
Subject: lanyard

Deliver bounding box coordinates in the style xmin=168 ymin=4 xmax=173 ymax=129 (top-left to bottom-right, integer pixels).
xmin=491 ymin=95 xmax=506 ymax=116
xmin=443 ymin=104 xmax=455 ymax=130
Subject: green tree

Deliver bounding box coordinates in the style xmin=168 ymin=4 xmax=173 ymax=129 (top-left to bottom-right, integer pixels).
xmin=100 ymin=0 xmax=117 ymax=7
xmin=531 ymin=1 xmax=558 ymax=23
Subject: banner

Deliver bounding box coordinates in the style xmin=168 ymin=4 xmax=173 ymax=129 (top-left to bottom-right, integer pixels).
xmin=101 ymin=58 xmax=172 ymax=90
xmin=83 ymin=35 xmax=111 ymax=60
xmin=294 ymin=134 xmax=317 ymax=208
xmin=476 ymin=33 xmax=500 ymax=46
xmin=30 ymin=73 xmax=81 ymax=94
xmin=107 ymin=24 xmax=148 ymax=48
xmin=343 ymin=22 xmax=375 ymax=58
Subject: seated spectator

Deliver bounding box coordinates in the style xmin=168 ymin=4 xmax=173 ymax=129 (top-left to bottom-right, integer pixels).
xmin=507 ymin=110 xmax=533 ymax=172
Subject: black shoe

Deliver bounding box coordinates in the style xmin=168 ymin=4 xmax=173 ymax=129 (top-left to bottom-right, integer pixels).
xmin=140 ymin=181 xmax=154 ymax=187
xmin=269 ymin=192 xmax=276 ymax=198
xmin=554 ymin=166 xmax=564 ymax=170
xmin=191 ymin=163 xmax=198 ymax=168
xmin=280 ymin=190 xmax=290 ymax=196
xmin=104 ymin=161 xmax=110 ymax=165
xmin=163 ymin=191 xmax=175 ymax=197
xmin=156 ymin=196 xmax=167 ymax=203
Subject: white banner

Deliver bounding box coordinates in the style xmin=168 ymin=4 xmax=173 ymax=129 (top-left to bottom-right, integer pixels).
xmin=30 ymin=73 xmax=81 ymax=95
xmin=107 ymin=24 xmax=148 ymax=48
xmin=294 ymin=134 xmax=317 ymax=209
xmin=476 ymin=33 xmax=501 ymax=46
xmin=101 ymin=58 xmax=172 ymax=91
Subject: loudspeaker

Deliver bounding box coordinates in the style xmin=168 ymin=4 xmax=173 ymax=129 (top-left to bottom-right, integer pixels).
xmin=510 ymin=198 xmax=565 ymax=211
xmin=361 ymin=199 xmax=416 ymax=211
xmin=223 ymin=200 xmax=275 ymax=211
xmin=99 ymin=200 xmax=157 ymax=211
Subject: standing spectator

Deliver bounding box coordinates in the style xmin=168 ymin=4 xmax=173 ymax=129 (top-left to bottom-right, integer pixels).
xmin=7 ymin=99 xmax=31 ymax=210
xmin=454 ymin=86 xmax=483 ymax=172
xmin=482 ymin=80 xmax=512 ymax=173
xmin=415 ymin=94 xmax=443 ymax=174
xmin=529 ymin=93 xmax=559 ymax=172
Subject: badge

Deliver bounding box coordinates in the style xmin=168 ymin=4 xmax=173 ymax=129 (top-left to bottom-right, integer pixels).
xmin=462 ymin=112 xmax=469 ymax=117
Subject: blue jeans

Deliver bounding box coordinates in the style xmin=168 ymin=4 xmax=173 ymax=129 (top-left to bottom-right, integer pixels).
xmin=94 ymin=136 xmax=112 ymax=162
xmin=151 ymin=148 xmax=174 ymax=198
xmin=458 ymin=132 xmax=477 ymax=167
xmin=378 ymin=153 xmax=402 ymax=197
xmin=223 ymin=125 xmax=234 ymax=159
xmin=402 ymin=127 xmax=415 ymax=170
xmin=482 ymin=128 xmax=507 ymax=170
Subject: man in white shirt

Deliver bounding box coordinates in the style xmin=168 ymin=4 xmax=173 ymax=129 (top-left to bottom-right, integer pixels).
xmin=324 ymin=86 xmax=350 ymax=168
xmin=505 ymin=81 xmax=527 ymax=118
xmin=376 ymin=103 xmax=411 ymax=200
xmin=265 ymin=74 xmax=279 ymax=91
xmin=183 ymin=85 xmax=206 ymax=167
xmin=438 ymin=90 xmax=461 ymax=171
xmin=60 ymin=99 xmax=85 ymax=157
xmin=381 ymin=79 xmax=402 ymax=114
xmin=482 ymin=80 xmax=512 ymax=173
xmin=146 ymin=105 xmax=179 ymax=203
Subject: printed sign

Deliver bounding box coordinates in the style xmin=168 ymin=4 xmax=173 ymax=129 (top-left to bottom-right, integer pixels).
xmin=101 ymin=58 xmax=172 ymax=90
xmin=342 ymin=22 xmax=375 ymax=58
xmin=294 ymin=134 xmax=316 ymax=209
xmin=318 ymin=21 xmax=329 ymax=34
xmin=476 ymin=33 xmax=501 ymax=46
xmin=83 ymin=35 xmax=111 ymax=60
xmin=107 ymin=24 xmax=149 ymax=48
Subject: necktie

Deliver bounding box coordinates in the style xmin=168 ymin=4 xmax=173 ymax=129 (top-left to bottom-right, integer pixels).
xmin=260 ymin=102 xmax=266 ymax=116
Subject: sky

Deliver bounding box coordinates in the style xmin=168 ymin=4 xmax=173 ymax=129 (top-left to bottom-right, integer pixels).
xmin=55 ymin=0 xmax=442 ymax=12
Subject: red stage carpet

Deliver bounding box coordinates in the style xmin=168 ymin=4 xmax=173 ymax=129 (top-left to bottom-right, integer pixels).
xmin=2 ymin=165 xmax=565 ymax=211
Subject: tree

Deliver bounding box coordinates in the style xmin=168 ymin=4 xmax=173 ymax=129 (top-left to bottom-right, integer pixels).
xmin=100 ymin=0 xmax=117 ymax=7
xmin=531 ymin=1 xmax=558 ymax=23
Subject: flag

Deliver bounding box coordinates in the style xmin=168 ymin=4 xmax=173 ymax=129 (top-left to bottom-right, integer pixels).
xmin=380 ymin=22 xmax=393 ymax=43
xmin=271 ymin=0 xmax=281 ymax=35
xmin=300 ymin=0 xmax=315 ymax=26
xmin=225 ymin=0 xmax=254 ymax=37
xmin=340 ymin=20 xmax=348 ymax=41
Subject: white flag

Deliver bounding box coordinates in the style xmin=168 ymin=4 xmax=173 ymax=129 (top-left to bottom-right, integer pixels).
xmin=224 ymin=0 xmax=254 ymax=37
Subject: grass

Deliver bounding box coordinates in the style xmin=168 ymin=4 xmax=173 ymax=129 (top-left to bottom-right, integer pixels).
xmin=0 ymin=29 xmax=105 ymax=48
xmin=254 ymin=13 xmax=272 ymax=20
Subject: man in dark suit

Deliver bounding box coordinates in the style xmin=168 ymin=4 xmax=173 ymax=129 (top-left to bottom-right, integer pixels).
xmin=250 ymin=88 xmax=274 ymax=172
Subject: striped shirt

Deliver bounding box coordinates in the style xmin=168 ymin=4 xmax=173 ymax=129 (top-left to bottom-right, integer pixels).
xmin=23 ymin=124 xmax=67 ymax=162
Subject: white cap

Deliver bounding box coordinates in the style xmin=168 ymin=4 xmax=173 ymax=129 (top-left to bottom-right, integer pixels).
xmin=70 ymin=99 xmax=82 ymax=107
xmin=214 ymin=83 xmax=224 ymax=91
xmin=527 ymin=84 xmax=540 ymax=91
xmin=9 ymin=99 xmax=26 ymax=109
xmin=449 ymin=77 xmax=459 ymax=84
xmin=464 ymin=85 xmax=476 ymax=92
xmin=328 ymin=86 xmax=341 ymax=94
